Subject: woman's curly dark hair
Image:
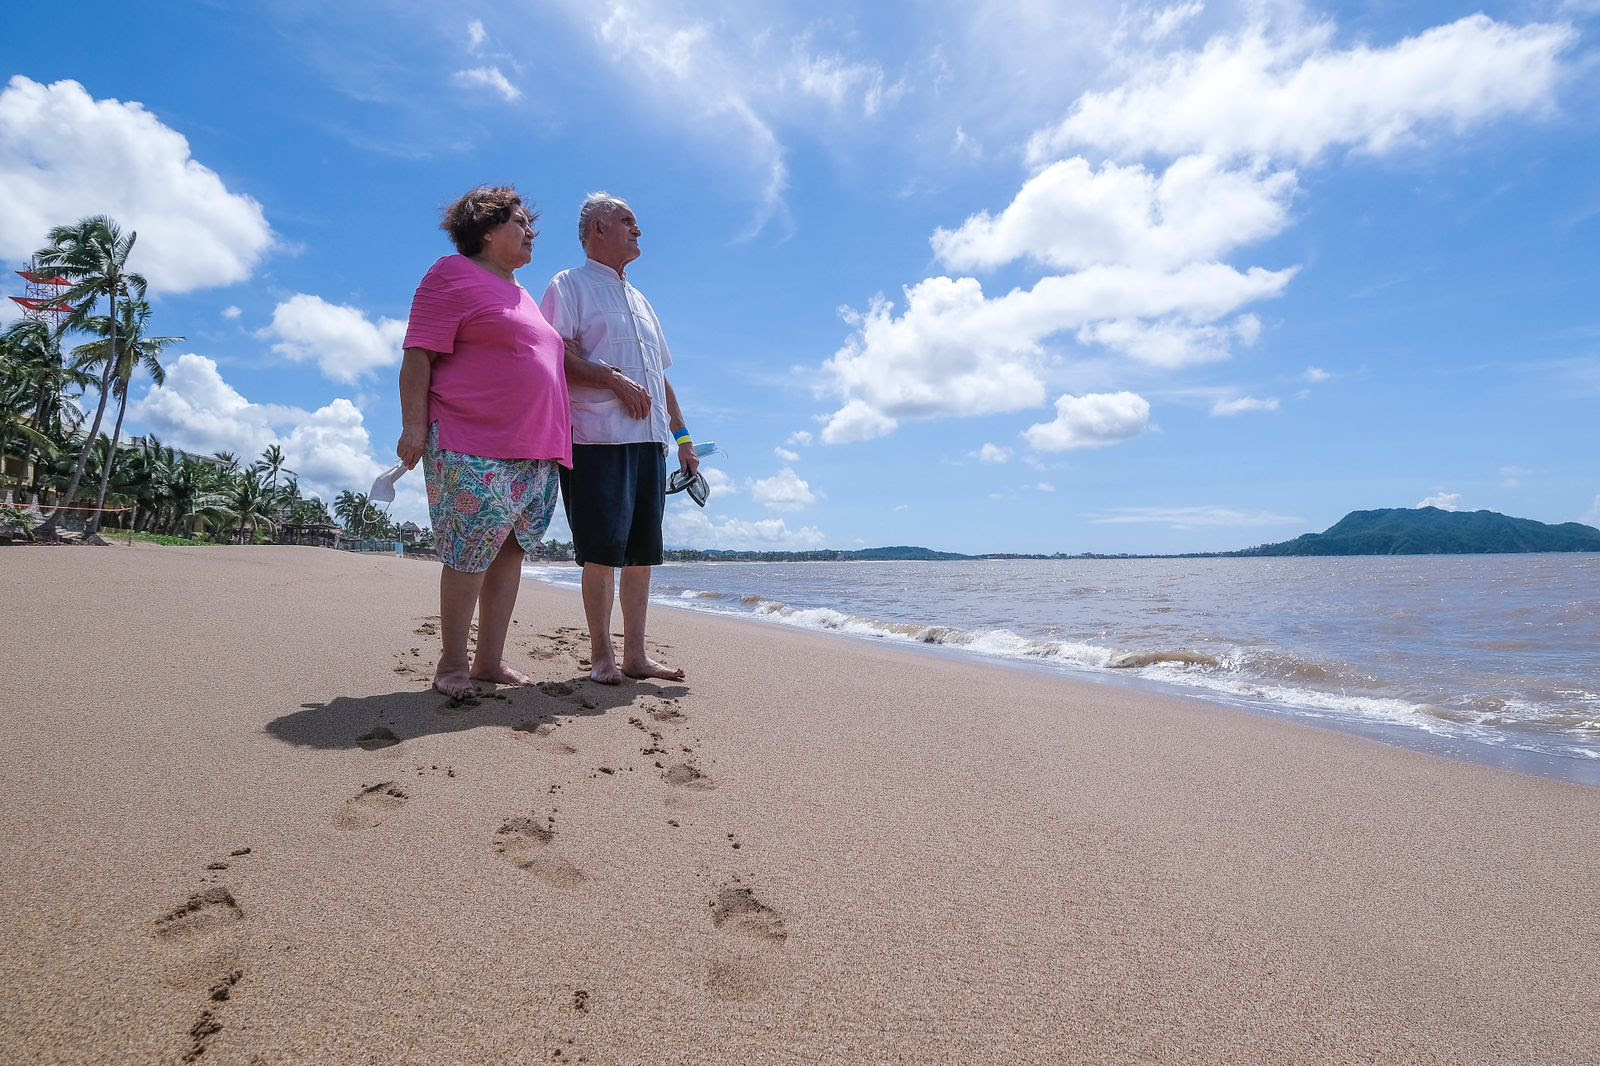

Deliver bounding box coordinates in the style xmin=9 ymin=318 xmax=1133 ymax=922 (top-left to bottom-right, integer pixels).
xmin=440 ymin=185 xmax=537 ymax=256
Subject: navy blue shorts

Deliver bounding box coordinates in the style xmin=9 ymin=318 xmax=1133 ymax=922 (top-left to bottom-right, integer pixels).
xmin=559 ymin=443 xmax=666 ymax=568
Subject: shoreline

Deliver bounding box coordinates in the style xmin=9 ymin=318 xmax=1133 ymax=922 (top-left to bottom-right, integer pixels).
xmin=4 ymin=543 xmax=1598 ymax=1063
xmin=525 ymin=558 xmax=1600 ymax=791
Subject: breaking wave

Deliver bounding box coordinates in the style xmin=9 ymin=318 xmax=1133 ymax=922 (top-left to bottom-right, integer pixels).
xmin=524 ymin=561 xmax=1600 ymax=767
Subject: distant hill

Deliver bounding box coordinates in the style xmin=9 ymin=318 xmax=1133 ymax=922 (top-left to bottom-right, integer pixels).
xmin=843 ymin=545 xmax=972 ymax=561
xmin=1236 ymin=507 xmax=1600 ymax=556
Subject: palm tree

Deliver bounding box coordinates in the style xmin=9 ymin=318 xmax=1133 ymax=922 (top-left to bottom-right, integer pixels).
xmin=287 ymin=493 xmax=333 ymax=526
xmin=71 ymin=299 xmax=182 ymax=534
xmin=31 ymin=216 xmax=147 ymax=536
xmin=255 ymin=444 xmax=294 ymax=495
xmin=200 ymin=468 xmax=278 ymax=544
xmin=333 ymin=490 xmax=360 ymax=528
xmin=0 ymin=318 xmax=91 ymax=504
xmin=333 ymin=490 xmax=379 ymax=537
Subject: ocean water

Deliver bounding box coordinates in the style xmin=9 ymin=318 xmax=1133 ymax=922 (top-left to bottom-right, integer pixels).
xmin=524 ymin=554 xmax=1600 ymax=786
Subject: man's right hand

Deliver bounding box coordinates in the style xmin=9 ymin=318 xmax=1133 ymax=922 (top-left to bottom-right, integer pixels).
xmin=610 ymin=370 xmax=653 ymax=420
xmin=396 ymin=426 xmax=426 ymax=468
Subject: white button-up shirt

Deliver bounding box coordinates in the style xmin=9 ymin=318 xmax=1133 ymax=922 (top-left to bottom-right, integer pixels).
xmin=540 ymin=259 xmax=674 ymax=447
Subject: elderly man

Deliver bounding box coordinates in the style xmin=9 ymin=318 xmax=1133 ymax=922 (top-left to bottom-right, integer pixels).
xmin=541 ymin=193 xmax=699 ymax=684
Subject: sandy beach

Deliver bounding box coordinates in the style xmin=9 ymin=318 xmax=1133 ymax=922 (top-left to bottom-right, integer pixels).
xmin=2 ymin=543 xmax=1597 ymax=1065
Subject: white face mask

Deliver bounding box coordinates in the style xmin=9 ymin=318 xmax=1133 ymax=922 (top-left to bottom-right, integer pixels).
xmin=368 ymin=461 xmax=408 ymax=504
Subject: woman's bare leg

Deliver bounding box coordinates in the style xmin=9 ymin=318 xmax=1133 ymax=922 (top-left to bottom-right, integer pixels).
xmin=436 ymin=563 xmax=486 ymax=698
xmin=470 ymin=536 xmax=532 ymax=685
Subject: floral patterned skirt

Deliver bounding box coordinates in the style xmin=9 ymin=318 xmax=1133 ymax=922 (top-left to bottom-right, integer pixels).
xmin=424 ymin=423 xmax=561 ymax=573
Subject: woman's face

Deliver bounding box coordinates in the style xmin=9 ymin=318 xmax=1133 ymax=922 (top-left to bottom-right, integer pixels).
xmin=480 ymin=206 xmax=536 ymax=270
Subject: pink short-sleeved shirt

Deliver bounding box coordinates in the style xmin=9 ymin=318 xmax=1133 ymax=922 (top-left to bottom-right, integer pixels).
xmin=403 ymin=254 xmax=572 ymax=466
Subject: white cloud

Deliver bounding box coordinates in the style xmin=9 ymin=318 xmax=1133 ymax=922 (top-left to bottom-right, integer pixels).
xmin=788 ymin=45 xmax=900 ymax=117
xmin=467 ymin=19 xmax=487 ymax=52
xmin=750 ymin=467 xmax=818 ymax=511
xmin=1078 ymin=311 xmax=1262 ymax=369
xmin=1302 ymin=366 xmax=1332 ymax=383
xmin=130 ymin=353 xmax=392 ymax=510
xmin=932 ymin=155 xmax=1297 ymax=273
xmin=1418 ymin=492 xmax=1463 ymax=511
xmin=221 ymin=306 xmax=242 ymax=321
xmin=821 ymin=263 xmax=1291 ymax=440
xmin=1035 ymin=482 xmax=1055 ymax=493
xmin=0 ymin=77 xmax=273 ymax=295
xmin=1028 ymin=15 xmax=1573 ymax=166
xmin=785 ymin=430 xmax=812 ymax=446
xmin=821 ymin=398 xmax=900 ymax=445
xmin=1087 ymin=506 xmax=1305 ymax=527
xmin=972 ymin=443 xmax=1012 ymax=464
xmin=1210 ymin=395 xmax=1279 ymax=416
xmin=774 ymin=447 xmax=800 ymax=462
xmin=1582 ymin=495 xmax=1600 ymax=529
xmin=1500 ymin=465 xmax=1533 ymax=489
xmin=951 ymin=126 xmax=983 ymax=161
xmin=664 ymin=508 xmax=826 ymax=551
xmin=453 ymin=66 xmax=523 ymax=103
xmin=1146 ymin=2 xmax=1206 ymax=42
xmin=261 ymin=294 xmax=406 ymax=384
xmin=588 ymin=4 xmax=790 ymax=235
xmin=699 ymin=466 xmax=737 ymax=496
xmin=1025 ymin=392 xmax=1150 ymax=452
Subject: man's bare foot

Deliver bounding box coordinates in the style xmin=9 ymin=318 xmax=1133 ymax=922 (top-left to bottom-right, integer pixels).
xmin=622 ymin=657 xmax=686 ymax=682
xmin=433 ymin=663 xmax=476 ymax=700
xmin=590 ymin=654 xmax=624 ymax=685
xmin=470 ymin=661 xmax=532 ymax=686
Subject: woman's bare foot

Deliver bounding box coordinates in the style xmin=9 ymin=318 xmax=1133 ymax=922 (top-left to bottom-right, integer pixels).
xmin=622 ymin=657 xmax=685 ymax=682
xmin=433 ymin=662 xmax=476 ymax=700
xmin=589 ymin=653 xmax=624 ymax=685
xmin=470 ymin=661 xmax=533 ymax=686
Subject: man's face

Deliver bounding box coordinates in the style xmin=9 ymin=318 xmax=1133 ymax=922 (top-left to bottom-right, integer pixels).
xmin=590 ymin=204 xmax=641 ymax=268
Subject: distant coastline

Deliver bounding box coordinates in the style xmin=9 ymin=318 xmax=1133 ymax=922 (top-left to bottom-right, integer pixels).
xmin=647 ymin=507 xmax=1600 ymax=562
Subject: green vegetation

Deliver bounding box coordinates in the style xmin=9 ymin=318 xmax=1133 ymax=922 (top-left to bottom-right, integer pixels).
xmin=1236 ymin=507 xmax=1600 ymax=556
xmin=126 ymin=531 xmax=216 ymax=547
xmin=2 ymin=213 xmax=425 ymax=549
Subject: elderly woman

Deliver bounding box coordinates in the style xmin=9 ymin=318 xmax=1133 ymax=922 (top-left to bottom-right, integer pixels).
xmin=396 ymin=185 xmax=571 ymax=699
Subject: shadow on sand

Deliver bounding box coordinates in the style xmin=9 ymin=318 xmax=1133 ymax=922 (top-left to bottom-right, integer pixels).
xmin=267 ymin=676 xmax=690 ymax=751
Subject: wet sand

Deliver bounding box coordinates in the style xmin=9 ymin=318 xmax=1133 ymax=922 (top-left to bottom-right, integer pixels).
xmin=2 ymin=543 xmax=1597 ymax=1064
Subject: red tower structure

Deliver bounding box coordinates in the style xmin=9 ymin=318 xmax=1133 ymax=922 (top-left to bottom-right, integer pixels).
xmin=9 ymin=258 xmax=74 ymax=328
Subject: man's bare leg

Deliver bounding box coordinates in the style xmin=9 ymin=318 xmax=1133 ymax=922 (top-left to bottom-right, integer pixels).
xmin=470 ymin=537 xmax=532 ymax=687
xmin=620 ymin=565 xmax=685 ymax=681
xmin=437 ymin=564 xmax=486 ymax=698
xmin=581 ymin=562 xmax=623 ymax=684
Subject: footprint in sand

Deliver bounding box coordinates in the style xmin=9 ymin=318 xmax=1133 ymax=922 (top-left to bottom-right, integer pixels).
xmin=513 ymin=722 xmax=579 ymax=755
xmin=356 ymin=726 xmax=400 ymax=750
xmin=182 ymin=969 xmax=243 ymax=1063
xmin=661 ymin=761 xmax=714 ymax=790
xmin=647 ymin=704 xmax=687 ymax=724
xmin=333 ymin=782 xmax=409 ymax=830
xmin=710 ymin=881 xmax=787 ymax=943
xmin=155 ymin=887 xmax=244 ymax=944
xmin=493 ymin=816 xmax=587 ymax=888
xmin=704 ymin=881 xmax=787 ymax=1000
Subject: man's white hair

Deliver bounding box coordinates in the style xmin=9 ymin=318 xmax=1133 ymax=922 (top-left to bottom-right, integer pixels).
xmin=578 ymin=192 xmax=630 ymax=248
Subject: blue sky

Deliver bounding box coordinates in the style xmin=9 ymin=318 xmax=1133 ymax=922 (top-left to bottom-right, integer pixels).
xmin=3 ymin=0 xmax=1597 ymax=554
